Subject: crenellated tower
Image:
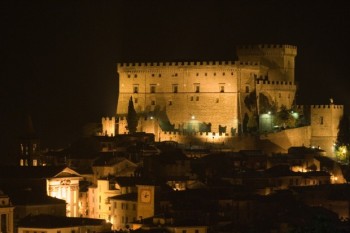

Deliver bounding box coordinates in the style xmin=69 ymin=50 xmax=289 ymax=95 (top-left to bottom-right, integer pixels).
xmin=236 ymin=44 xmax=297 ymax=83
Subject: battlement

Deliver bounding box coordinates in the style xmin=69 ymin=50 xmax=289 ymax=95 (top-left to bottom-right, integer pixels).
xmin=256 ymin=80 xmax=294 ymax=85
xmin=234 ymin=61 xmax=261 ymax=66
xmin=162 ymin=131 xmax=230 ymax=137
xmin=297 ymin=105 xmax=344 ymax=109
xmin=117 ymin=61 xmax=236 ymax=69
xmin=237 ymin=44 xmax=297 ymax=56
xmin=237 ymin=44 xmax=297 ymax=50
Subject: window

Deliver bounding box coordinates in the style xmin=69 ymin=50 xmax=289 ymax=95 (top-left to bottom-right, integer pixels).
xmin=150 ymin=85 xmax=156 ymax=93
xmin=134 ymin=98 xmax=138 ymax=104
xmin=194 ymin=84 xmax=200 ymax=93
xmin=172 ymin=84 xmax=178 ymax=93
xmin=169 ymin=101 xmax=172 ymax=106
xmin=245 ymin=86 xmax=250 ymax=93
xmin=216 ymin=98 xmax=219 ymax=103
xmin=158 ymin=74 xmax=161 ymax=77
xmin=220 ymin=85 xmax=225 ymax=93
xmin=134 ymin=74 xmax=137 ymax=78
xmin=151 ymin=100 xmax=156 ymax=105
xmin=190 ymin=96 xmax=194 ymax=101
xmin=133 ymin=85 xmax=139 ymax=93
xmin=279 ymin=93 xmax=281 ymax=98
xmin=320 ymin=116 xmax=324 ymax=125
xmin=196 ymin=96 xmax=199 ymax=101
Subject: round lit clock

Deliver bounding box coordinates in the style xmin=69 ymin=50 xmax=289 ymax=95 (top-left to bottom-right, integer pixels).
xmin=140 ymin=189 xmax=151 ymax=203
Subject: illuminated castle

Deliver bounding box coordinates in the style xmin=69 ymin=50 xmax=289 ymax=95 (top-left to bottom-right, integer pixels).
xmin=103 ymin=44 xmax=343 ymax=155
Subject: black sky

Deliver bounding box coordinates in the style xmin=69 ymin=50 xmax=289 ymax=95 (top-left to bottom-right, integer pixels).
xmin=1 ymin=0 xmax=350 ymax=154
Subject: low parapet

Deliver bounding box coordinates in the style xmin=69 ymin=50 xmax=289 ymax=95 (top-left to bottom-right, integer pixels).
xmin=117 ymin=61 xmax=235 ymax=68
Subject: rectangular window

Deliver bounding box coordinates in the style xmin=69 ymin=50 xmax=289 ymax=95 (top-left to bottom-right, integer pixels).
xmin=219 ymin=84 xmax=225 ymax=93
xmin=151 ymin=100 xmax=156 ymax=105
xmin=190 ymin=96 xmax=194 ymax=101
xmin=150 ymin=85 xmax=156 ymax=93
xmin=134 ymin=98 xmax=138 ymax=104
xmin=133 ymin=85 xmax=139 ymax=93
xmin=172 ymin=84 xmax=178 ymax=93
xmin=196 ymin=96 xmax=199 ymax=101
xmin=320 ymin=116 xmax=324 ymax=125
xmin=169 ymin=101 xmax=172 ymax=106
xmin=245 ymin=86 xmax=250 ymax=93
xmin=194 ymin=84 xmax=200 ymax=93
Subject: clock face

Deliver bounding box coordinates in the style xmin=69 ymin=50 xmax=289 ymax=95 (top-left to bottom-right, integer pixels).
xmin=140 ymin=189 xmax=151 ymax=203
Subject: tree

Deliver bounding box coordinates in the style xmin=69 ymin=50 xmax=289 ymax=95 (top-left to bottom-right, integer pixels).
xmin=335 ymin=114 xmax=350 ymax=162
xmin=275 ymin=105 xmax=296 ymax=129
xmin=126 ymin=96 xmax=138 ymax=134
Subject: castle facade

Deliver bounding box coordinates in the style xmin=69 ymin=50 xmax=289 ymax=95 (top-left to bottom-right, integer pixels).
xmin=116 ymin=45 xmax=297 ymax=135
xmin=102 ymin=44 xmax=343 ymax=156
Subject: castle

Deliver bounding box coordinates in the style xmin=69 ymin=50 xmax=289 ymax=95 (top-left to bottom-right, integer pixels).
xmin=102 ymin=44 xmax=343 ymax=156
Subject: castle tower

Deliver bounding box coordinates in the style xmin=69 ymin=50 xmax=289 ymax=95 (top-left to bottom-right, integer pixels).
xmin=310 ymin=103 xmax=344 ymax=156
xmin=18 ymin=114 xmax=41 ymax=166
xmin=236 ymin=44 xmax=297 ymax=83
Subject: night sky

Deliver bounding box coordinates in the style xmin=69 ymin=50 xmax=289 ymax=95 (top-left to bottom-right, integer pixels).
xmin=1 ymin=0 xmax=350 ymax=154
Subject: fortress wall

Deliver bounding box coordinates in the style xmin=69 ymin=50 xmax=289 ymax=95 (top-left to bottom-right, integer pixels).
xmin=260 ymin=126 xmax=312 ymax=152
